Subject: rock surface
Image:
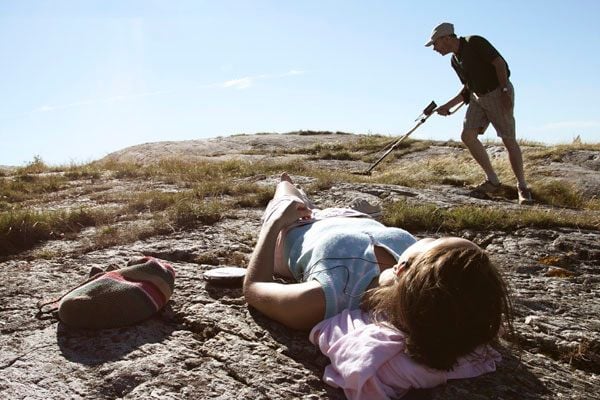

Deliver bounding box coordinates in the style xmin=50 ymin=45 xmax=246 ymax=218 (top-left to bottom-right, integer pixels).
xmin=1 ymin=134 xmax=599 ymax=399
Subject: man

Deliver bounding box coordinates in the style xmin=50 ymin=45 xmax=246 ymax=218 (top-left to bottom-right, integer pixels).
xmin=426 ymin=22 xmax=533 ymax=205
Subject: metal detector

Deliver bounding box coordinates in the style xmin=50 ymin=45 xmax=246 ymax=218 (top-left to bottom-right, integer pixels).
xmin=356 ymin=100 xmax=463 ymax=175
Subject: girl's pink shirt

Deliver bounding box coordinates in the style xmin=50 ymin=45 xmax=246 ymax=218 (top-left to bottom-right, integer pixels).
xmin=309 ymin=309 xmax=501 ymax=400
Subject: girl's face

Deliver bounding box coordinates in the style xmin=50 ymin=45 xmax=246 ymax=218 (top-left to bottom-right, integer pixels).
xmin=378 ymin=237 xmax=479 ymax=286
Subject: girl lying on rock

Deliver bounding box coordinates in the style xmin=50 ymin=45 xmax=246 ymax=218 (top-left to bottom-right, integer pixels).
xmin=243 ymin=173 xmax=513 ymax=400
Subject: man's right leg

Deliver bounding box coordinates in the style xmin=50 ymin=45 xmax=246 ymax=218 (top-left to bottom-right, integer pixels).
xmin=461 ymin=128 xmax=500 ymax=187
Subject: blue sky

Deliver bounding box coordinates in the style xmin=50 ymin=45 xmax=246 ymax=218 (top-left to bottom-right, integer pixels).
xmin=1 ymin=0 xmax=599 ymax=166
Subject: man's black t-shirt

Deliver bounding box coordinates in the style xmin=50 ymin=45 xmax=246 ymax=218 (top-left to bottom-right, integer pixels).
xmin=451 ymin=35 xmax=510 ymax=96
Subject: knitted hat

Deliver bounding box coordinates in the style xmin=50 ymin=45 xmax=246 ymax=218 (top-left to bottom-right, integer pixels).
xmin=56 ymin=257 xmax=175 ymax=329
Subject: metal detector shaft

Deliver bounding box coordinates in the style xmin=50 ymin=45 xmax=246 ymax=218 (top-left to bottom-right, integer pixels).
xmin=363 ymin=101 xmax=437 ymax=174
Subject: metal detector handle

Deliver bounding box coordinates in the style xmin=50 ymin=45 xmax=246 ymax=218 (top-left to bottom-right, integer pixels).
xmin=423 ymin=101 xmax=437 ymax=116
xmin=448 ymin=102 xmax=464 ymax=115
xmin=415 ymin=101 xmax=437 ymax=122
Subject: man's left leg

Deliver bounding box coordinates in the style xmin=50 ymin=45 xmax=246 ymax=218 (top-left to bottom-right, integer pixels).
xmin=502 ymin=137 xmax=533 ymax=205
xmin=485 ymin=83 xmax=533 ymax=205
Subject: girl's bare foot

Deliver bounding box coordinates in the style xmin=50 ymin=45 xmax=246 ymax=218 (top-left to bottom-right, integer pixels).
xmin=280 ymin=172 xmax=293 ymax=184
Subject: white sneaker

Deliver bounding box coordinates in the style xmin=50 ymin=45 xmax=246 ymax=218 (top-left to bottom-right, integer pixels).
xmin=518 ymin=186 xmax=534 ymax=205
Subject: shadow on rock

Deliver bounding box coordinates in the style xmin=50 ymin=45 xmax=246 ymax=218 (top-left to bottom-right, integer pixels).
xmin=204 ymin=282 xmax=244 ymax=300
xmin=424 ymin=346 xmax=551 ymax=400
xmin=250 ymin=308 xmax=441 ymax=400
xmin=57 ymin=307 xmax=178 ymax=366
xmin=250 ymin=307 xmax=551 ymax=400
xmin=248 ymin=307 xmax=347 ymax=400
xmin=395 ymin=348 xmax=552 ymax=400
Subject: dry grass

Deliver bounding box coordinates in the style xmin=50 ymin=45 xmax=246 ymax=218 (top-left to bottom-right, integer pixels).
xmin=83 ymin=220 xmax=174 ymax=252
xmin=306 ymin=137 xmax=432 ymax=163
xmin=383 ymin=199 xmax=599 ymax=232
xmin=0 ymin=174 xmax=69 ymax=203
xmin=530 ymin=180 xmax=587 ymax=209
xmin=370 ymin=144 xmax=597 ymax=212
xmin=16 ymin=155 xmax=50 ymax=174
xmin=239 ymin=135 xmax=429 ymax=163
xmin=168 ymin=199 xmax=226 ymax=229
xmin=372 ymin=153 xmax=485 ymax=188
xmin=125 ymin=191 xmax=182 ymax=213
xmin=63 ymin=163 xmax=103 ymax=180
xmin=527 ymin=142 xmax=600 ymax=162
xmin=0 ymin=207 xmax=115 ymax=256
xmin=235 ymin=187 xmax=274 ymax=208
xmin=3 ymin=137 xmax=598 ymax=257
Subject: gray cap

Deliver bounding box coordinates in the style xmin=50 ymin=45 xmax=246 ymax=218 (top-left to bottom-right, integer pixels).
xmin=425 ymin=22 xmax=454 ymax=47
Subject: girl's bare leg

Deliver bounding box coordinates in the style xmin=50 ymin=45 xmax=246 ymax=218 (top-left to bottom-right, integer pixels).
xmin=272 ymin=173 xmax=312 ymax=279
xmin=274 ymin=173 xmax=313 ymax=208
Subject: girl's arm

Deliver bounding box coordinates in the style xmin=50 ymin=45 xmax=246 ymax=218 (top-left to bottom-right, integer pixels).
xmin=243 ymin=201 xmax=325 ymax=330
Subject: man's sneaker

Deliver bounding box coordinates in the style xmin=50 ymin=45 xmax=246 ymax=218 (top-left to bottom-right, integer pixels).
xmin=518 ymin=186 xmax=534 ymax=205
xmin=469 ymin=180 xmax=501 ymax=198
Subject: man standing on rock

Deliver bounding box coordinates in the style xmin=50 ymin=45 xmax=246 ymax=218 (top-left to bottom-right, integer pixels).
xmin=426 ymin=22 xmax=533 ymax=205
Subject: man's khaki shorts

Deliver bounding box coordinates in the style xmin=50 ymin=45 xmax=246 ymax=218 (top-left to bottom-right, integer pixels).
xmin=464 ymin=81 xmax=515 ymax=139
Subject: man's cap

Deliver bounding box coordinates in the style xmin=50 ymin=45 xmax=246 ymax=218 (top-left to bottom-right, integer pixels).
xmin=425 ymin=22 xmax=454 ymax=47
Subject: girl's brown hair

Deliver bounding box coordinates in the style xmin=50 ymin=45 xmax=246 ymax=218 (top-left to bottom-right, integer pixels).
xmin=361 ymin=243 xmax=513 ymax=370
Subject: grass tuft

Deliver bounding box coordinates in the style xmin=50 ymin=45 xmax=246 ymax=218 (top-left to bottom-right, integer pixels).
xmin=16 ymin=155 xmax=50 ymax=174
xmin=531 ymin=180 xmax=586 ymax=209
xmin=0 ymin=207 xmax=113 ymax=256
xmin=383 ymin=199 xmax=599 ymax=232
xmin=235 ymin=187 xmax=275 ymax=208
xmin=63 ymin=164 xmax=103 ymax=180
xmin=527 ymin=142 xmax=600 ymax=162
xmin=168 ymin=199 xmax=227 ymax=229
xmin=0 ymin=174 xmax=68 ymax=203
xmin=126 ymin=191 xmax=180 ymax=213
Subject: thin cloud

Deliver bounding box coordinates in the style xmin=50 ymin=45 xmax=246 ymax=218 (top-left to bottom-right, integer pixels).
xmin=223 ymin=77 xmax=254 ymax=89
xmin=222 ymin=69 xmax=306 ymax=90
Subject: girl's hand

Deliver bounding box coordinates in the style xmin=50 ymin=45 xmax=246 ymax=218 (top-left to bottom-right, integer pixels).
xmin=261 ymin=196 xmax=313 ymax=233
